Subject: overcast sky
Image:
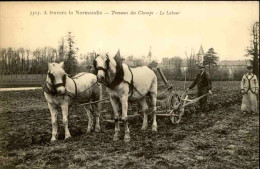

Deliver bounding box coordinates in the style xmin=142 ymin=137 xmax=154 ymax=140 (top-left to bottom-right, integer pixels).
xmin=0 ymin=1 xmax=259 ymax=62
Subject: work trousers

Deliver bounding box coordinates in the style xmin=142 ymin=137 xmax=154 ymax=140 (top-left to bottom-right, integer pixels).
xmin=197 ymin=86 xmax=209 ymax=112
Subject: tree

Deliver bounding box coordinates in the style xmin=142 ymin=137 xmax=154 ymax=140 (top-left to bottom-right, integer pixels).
xmin=7 ymin=48 xmax=13 ymax=75
xmin=0 ymin=48 xmax=7 ymax=75
xmin=32 ymin=49 xmax=41 ymax=73
xmin=185 ymin=49 xmax=196 ymax=80
xmin=246 ymin=22 xmax=259 ymax=78
xmin=18 ymin=48 xmax=25 ymax=74
xmin=172 ymin=56 xmax=182 ymax=77
xmin=64 ymin=32 xmax=78 ymax=75
xmin=203 ymin=48 xmax=219 ymax=75
xmin=58 ymin=38 xmax=66 ymax=62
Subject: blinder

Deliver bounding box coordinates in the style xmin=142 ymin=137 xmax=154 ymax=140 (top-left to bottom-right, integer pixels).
xmin=93 ymin=54 xmax=110 ymax=74
xmin=48 ymin=72 xmax=66 ymax=89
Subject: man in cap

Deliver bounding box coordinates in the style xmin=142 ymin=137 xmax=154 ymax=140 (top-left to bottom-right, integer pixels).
xmin=240 ymin=65 xmax=259 ymax=114
xmin=186 ymin=64 xmax=212 ymax=112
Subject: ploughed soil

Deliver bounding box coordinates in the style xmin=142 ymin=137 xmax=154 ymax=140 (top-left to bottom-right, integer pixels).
xmin=0 ymin=81 xmax=259 ymax=168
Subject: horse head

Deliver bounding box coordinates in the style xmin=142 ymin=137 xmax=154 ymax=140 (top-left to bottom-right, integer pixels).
xmin=47 ymin=61 xmax=67 ymax=95
xmin=93 ymin=51 xmax=110 ymax=83
xmin=93 ymin=51 xmax=123 ymax=87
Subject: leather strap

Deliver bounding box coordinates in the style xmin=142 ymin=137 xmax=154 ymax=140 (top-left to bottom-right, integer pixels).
xmin=128 ymin=66 xmax=134 ymax=99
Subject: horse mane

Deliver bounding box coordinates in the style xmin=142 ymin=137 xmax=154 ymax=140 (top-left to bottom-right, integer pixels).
xmin=108 ymin=56 xmax=124 ymax=89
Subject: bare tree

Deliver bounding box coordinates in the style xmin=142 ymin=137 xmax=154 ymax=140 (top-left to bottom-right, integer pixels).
xmin=246 ymin=22 xmax=259 ymax=78
xmin=18 ymin=48 xmax=25 ymax=75
xmin=0 ymin=49 xmax=7 ymax=77
xmin=58 ymin=38 xmax=66 ymax=61
xmin=172 ymin=56 xmax=183 ymax=77
xmin=25 ymin=49 xmax=30 ymax=78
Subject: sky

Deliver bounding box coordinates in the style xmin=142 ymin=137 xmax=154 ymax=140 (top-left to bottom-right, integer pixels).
xmin=0 ymin=1 xmax=259 ymax=62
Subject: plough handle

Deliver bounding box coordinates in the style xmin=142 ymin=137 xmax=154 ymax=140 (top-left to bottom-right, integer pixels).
xmin=157 ymin=67 xmax=168 ymax=85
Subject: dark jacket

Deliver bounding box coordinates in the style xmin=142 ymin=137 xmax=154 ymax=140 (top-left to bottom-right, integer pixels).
xmin=189 ymin=71 xmax=212 ymax=90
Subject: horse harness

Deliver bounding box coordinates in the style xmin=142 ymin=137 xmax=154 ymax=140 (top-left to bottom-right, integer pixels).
xmin=43 ymin=72 xmax=95 ymax=99
xmin=42 ymin=72 xmax=66 ymax=95
xmin=93 ymin=55 xmax=135 ymax=99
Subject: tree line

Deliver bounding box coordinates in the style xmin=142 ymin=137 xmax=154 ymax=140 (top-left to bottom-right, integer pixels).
xmin=1 ymin=22 xmax=258 ymax=80
xmin=0 ymin=32 xmax=80 ymax=77
xmin=0 ymin=45 xmax=245 ymax=81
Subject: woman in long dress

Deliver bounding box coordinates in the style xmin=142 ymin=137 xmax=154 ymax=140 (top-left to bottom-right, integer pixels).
xmin=241 ymin=65 xmax=259 ymax=113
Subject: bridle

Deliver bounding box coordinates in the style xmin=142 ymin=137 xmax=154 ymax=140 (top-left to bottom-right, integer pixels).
xmin=93 ymin=54 xmax=110 ymax=74
xmin=93 ymin=54 xmax=125 ymax=89
xmin=93 ymin=54 xmax=111 ymax=86
xmin=47 ymin=72 xmax=67 ymax=94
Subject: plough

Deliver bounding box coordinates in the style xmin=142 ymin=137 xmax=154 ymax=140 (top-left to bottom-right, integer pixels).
xmin=77 ymin=68 xmax=208 ymax=124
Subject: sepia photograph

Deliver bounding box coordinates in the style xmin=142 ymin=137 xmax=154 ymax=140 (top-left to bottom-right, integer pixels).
xmin=0 ymin=1 xmax=259 ymax=168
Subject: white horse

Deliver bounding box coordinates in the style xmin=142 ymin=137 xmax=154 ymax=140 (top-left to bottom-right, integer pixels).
xmin=43 ymin=62 xmax=102 ymax=142
xmin=93 ymin=51 xmax=158 ymax=142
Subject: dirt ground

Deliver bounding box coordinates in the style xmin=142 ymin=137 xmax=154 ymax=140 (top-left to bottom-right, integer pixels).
xmin=0 ymin=81 xmax=259 ymax=169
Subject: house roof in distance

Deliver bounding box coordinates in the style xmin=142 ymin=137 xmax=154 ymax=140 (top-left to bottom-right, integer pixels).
xmin=218 ymin=60 xmax=249 ymax=66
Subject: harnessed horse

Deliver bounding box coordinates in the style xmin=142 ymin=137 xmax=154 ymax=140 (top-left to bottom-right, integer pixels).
xmin=43 ymin=62 xmax=102 ymax=142
xmin=93 ymin=51 xmax=158 ymax=142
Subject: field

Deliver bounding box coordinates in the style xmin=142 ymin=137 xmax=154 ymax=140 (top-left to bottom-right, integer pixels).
xmin=0 ymin=81 xmax=259 ymax=168
xmin=0 ymin=74 xmax=46 ymax=88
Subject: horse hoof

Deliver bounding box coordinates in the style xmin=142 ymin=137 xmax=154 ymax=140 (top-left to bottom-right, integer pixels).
xmin=95 ymin=127 xmax=100 ymax=132
xmin=50 ymin=138 xmax=56 ymax=142
xmin=124 ymin=137 xmax=131 ymax=143
xmin=65 ymin=135 xmax=71 ymax=139
xmin=152 ymin=126 xmax=157 ymax=132
xmin=113 ymin=136 xmax=119 ymax=141
xmin=87 ymin=127 xmax=93 ymax=133
xmin=141 ymin=126 xmax=148 ymax=131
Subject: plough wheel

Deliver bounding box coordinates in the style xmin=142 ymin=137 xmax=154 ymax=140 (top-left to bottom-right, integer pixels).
xmin=168 ymin=109 xmax=180 ymax=124
xmin=170 ymin=115 xmax=179 ymax=124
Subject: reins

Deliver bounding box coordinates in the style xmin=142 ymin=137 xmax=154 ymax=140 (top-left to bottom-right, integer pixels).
xmin=44 ymin=73 xmax=97 ymax=99
xmin=94 ymin=55 xmax=154 ymax=100
xmin=71 ymin=78 xmax=77 ymax=112
xmin=128 ymin=66 xmax=134 ymax=99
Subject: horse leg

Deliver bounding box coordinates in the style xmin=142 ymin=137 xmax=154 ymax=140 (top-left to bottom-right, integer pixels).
xmin=140 ymin=98 xmax=148 ymax=130
xmin=110 ymin=96 xmax=120 ymax=141
xmin=84 ymin=106 xmax=93 ymax=133
xmin=61 ymin=103 xmax=71 ymax=139
xmin=94 ymin=102 xmax=101 ymax=132
xmin=121 ymin=95 xmax=130 ymax=142
xmin=95 ymin=85 xmax=102 ymax=132
xmin=48 ymin=103 xmax=58 ymax=142
xmin=150 ymin=92 xmax=158 ymax=132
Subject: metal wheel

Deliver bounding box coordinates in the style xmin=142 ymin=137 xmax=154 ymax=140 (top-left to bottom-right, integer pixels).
xmin=170 ymin=115 xmax=180 ymax=124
